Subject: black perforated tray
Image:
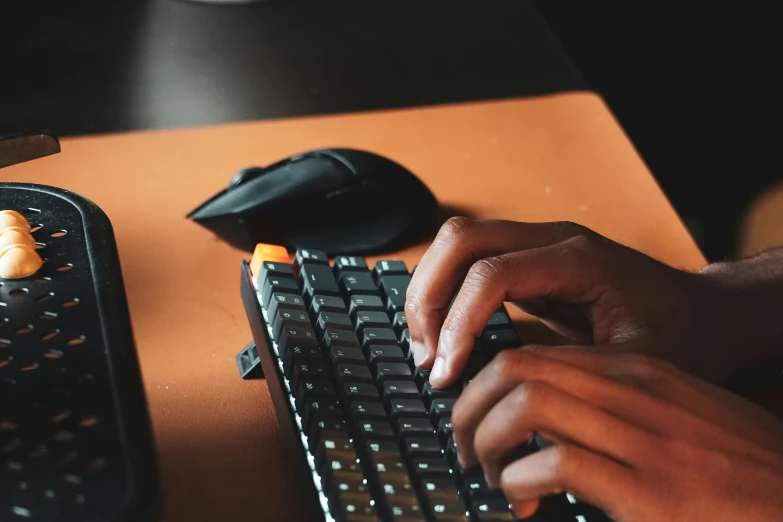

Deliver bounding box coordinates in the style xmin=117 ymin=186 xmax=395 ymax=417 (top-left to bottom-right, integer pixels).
xmin=0 ymin=183 xmax=160 ymax=522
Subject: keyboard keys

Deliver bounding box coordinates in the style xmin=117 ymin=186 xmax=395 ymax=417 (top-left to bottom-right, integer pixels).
xmin=272 ymin=308 xmax=311 ymax=341
xmin=485 ymin=311 xmax=512 ymax=328
xmin=336 ymin=364 xmax=373 ymax=384
xmin=311 ymin=294 xmax=348 ymax=316
xmin=383 ymin=380 xmax=420 ymax=401
xmin=340 ymin=271 xmax=380 ymax=296
xmin=390 ymin=399 xmax=428 ymax=419
xmin=362 ymin=327 xmax=399 ymax=348
xmin=374 ymin=362 xmax=413 ymax=383
xmin=324 ymin=328 xmax=362 ymax=350
xmin=373 ymin=260 xmax=409 ymax=280
xmin=294 ymin=248 xmax=329 ymax=270
xmin=333 ymin=255 xmax=369 ymax=275
xmin=354 ymin=311 xmax=392 ymax=335
xmin=429 ymin=399 xmax=457 ymax=422
xmin=367 ymin=345 xmax=406 ymax=370
xmin=396 ymin=418 xmax=436 ymax=438
xmin=277 ymin=325 xmax=318 ymax=358
xmin=317 ymin=311 xmax=353 ymax=335
xmin=470 ymin=497 xmax=515 ymax=521
xmin=301 ymin=263 xmax=341 ymax=298
xmin=343 ymin=382 xmax=380 ymax=401
xmin=349 ymin=295 xmax=386 ymax=318
xmin=379 ymin=274 xmax=411 ymax=313
xmin=258 ymin=260 xmax=294 ymax=286
xmin=350 ymin=401 xmax=387 ymax=420
xmin=283 ymin=344 xmax=323 ymax=374
xmin=392 ymin=311 xmax=408 ymax=335
xmin=267 ymin=292 xmax=307 ymax=320
xmin=329 ymin=347 xmax=366 ymax=369
xmin=260 ymin=275 xmax=299 ymax=308
xmin=250 ymin=250 xmax=543 ymax=522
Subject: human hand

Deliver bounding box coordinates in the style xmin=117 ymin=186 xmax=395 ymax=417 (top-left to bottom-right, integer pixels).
xmin=405 ymin=217 xmax=776 ymax=388
xmin=450 ymin=345 xmax=783 ymax=521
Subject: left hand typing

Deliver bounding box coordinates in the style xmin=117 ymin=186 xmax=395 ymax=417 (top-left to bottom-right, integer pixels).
xmin=451 ymin=345 xmax=783 ymax=521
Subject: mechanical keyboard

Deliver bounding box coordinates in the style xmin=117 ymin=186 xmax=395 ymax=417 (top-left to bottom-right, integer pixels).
xmin=238 ymin=244 xmax=610 ymax=522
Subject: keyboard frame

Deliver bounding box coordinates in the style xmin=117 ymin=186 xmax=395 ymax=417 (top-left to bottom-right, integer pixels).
xmin=239 ymin=260 xmax=329 ymax=522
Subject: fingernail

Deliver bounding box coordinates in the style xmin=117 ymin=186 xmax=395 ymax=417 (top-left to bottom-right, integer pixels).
xmin=430 ymin=356 xmax=446 ymax=384
xmin=410 ymin=341 xmax=428 ymax=366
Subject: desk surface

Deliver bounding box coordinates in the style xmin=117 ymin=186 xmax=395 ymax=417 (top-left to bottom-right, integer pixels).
xmin=3 ymin=93 xmax=704 ymax=521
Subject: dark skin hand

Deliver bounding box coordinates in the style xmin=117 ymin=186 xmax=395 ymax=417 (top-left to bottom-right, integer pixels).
xmin=451 ymin=346 xmax=783 ymax=521
xmin=405 ymin=217 xmax=783 ymax=388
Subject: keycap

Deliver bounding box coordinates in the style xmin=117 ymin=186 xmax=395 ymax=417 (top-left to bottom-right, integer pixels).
xmin=350 ymin=401 xmax=387 ymax=420
xmin=379 ymin=274 xmax=411 ymax=313
xmin=396 ymin=418 xmax=436 ymax=438
xmin=349 ymin=295 xmax=386 ymax=318
xmin=364 ymin=439 xmax=402 ymax=462
xmin=422 ymin=382 xmax=461 ymax=407
xmin=277 ymin=325 xmax=318 ymax=358
xmin=311 ymin=294 xmax=348 ymax=316
xmin=301 ymin=263 xmax=341 ymax=298
xmin=324 ymin=469 xmax=368 ymax=496
xmin=411 ymin=457 xmax=451 ymax=478
xmin=302 ymin=399 xmax=342 ymax=432
xmin=413 ymin=368 xmax=430 ymax=388
xmin=420 ymin=478 xmax=461 ymax=502
xmin=485 ymin=311 xmax=511 ymax=328
xmin=392 ymin=311 xmax=408 ymax=335
xmin=354 ymin=311 xmax=392 ymax=335
xmin=324 ymin=328 xmax=362 ymax=350
xmin=250 ymin=243 xmax=290 ymax=277
xmin=309 ymin=418 xmax=349 ymax=448
xmin=267 ymin=292 xmax=307 ymax=320
xmin=317 ymin=311 xmax=353 ymax=335
xmin=291 ymin=360 xmax=330 ymax=390
xmin=382 ymin=380 xmax=420 ymax=401
xmin=374 ymin=362 xmax=413 ymax=383
xmin=333 ymin=255 xmax=369 ymax=275
xmin=343 ymin=382 xmax=380 ymax=401
xmin=260 ymin=276 xmax=299 ymax=308
xmin=336 ymin=364 xmax=373 ymax=384
xmin=329 ymin=491 xmax=377 ymax=520
xmin=315 ymin=435 xmax=355 ymax=470
xmin=340 ymin=271 xmax=380 ymax=296
xmin=437 ymin=418 xmax=454 ymax=446
xmin=296 ymin=378 xmax=335 ymax=406
xmin=373 ymin=260 xmax=408 ymax=280
xmin=366 ymin=345 xmax=406 ymax=370
xmin=461 ymin=474 xmax=493 ymax=499
xmin=294 ymin=248 xmax=329 ymax=270
xmin=272 ymin=308 xmax=311 ymax=341
xmin=385 ymin=494 xmax=424 ymax=520
xmin=362 ymin=328 xmax=399 ymax=349
xmin=429 ymin=399 xmax=457 ymax=422
xmin=470 ymin=497 xmax=515 ymax=521
xmin=328 ymin=347 xmax=366 ymax=369
xmin=257 ymin=260 xmax=294 ymax=287
xmin=480 ymin=328 xmax=520 ymax=349
xmin=357 ymin=420 xmax=395 ymax=440
xmin=403 ymin=437 xmax=442 ymax=457
xmin=390 ymin=399 xmax=428 ymax=419
xmin=429 ymin=500 xmax=470 ymax=522
xmin=399 ymin=328 xmax=411 ymax=354
xmin=283 ymin=344 xmax=323 ymax=375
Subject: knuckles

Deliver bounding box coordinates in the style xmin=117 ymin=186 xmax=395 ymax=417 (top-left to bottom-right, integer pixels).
xmin=436 ymin=216 xmax=477 ymax=246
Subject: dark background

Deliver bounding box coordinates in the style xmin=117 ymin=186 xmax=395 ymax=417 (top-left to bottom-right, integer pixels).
xmin=2 ymin=0 xmax=779 ymax=261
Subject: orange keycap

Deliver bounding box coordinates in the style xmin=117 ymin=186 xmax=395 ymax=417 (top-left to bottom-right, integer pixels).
xmin=249 ymin=243 xmax=290 ymax=277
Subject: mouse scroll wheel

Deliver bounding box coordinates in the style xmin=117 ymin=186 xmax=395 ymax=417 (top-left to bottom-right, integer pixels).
xmin=228 ymin=167 xmax=267 ymax=190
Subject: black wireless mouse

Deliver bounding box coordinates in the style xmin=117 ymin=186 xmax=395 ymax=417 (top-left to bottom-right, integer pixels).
xmin=187 ymin=148 xmax=438 ymax=255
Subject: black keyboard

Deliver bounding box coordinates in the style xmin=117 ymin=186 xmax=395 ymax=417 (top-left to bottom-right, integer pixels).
xmin=238 ymin=247 xmax=610 ymax=522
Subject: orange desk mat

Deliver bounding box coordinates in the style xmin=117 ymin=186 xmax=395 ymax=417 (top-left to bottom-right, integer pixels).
xmin=3 ymin=92 xmax=705 ymax=521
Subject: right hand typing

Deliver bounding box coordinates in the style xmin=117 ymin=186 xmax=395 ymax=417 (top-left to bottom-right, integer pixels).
xmin=404 ymin=217 xmax=781 ymax=389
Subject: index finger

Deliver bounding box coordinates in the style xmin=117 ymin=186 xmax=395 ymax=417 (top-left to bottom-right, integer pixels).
xmin=404 ymin=218 xmax=590 ymax=368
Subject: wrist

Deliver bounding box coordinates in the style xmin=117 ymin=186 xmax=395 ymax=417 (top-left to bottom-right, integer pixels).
xmin=695 ymin=250 xmax=783 ymax=373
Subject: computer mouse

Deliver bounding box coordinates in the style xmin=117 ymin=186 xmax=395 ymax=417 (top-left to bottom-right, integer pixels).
xmin=187 ymin=148 xmax=438 ymax=255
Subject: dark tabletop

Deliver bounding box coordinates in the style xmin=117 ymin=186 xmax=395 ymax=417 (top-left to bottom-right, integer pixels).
xmin=1 ymin=0 xmax=585 ymax=137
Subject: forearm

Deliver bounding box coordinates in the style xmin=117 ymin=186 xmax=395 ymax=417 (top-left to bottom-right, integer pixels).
xmin=697 ymin=246 xmax=783 ymax=370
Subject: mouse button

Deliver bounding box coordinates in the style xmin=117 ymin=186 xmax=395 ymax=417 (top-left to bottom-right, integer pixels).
xmin=228 ymin=166 xmax=267 ymax=190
